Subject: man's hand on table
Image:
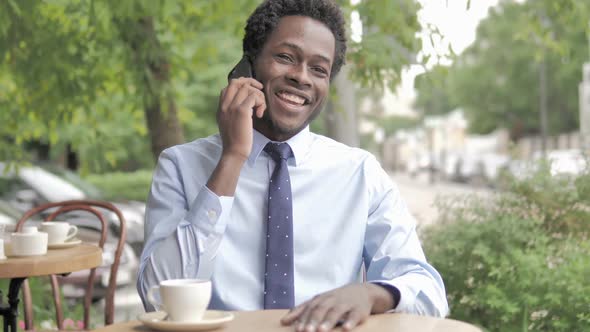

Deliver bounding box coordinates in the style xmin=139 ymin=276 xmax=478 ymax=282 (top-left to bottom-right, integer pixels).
xmin=280 ymin=283 xmax=396 ymax=332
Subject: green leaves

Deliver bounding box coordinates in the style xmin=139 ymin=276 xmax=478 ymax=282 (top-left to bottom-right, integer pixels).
xmin=0 ymin=0 xmax=423 ymax=171
xmin=348 ymin=0 xmax=422 ymax=90
xmin=424 ymin=164 xmax=590 ymax=331
xmin=414 ymin=65 xmax=458 ymax=116
xmin=415 ymin=0 xmax=590 ymax=138
xmin=0 ymin=0 xmax=253 ymax=170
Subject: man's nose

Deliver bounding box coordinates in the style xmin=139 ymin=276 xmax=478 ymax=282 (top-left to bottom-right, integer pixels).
xmin=286 ymin=64 xmax=312 ymax=88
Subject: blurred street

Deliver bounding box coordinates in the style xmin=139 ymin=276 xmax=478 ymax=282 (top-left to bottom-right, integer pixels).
xmin=390 ymin=172 xmax=491 ymax=227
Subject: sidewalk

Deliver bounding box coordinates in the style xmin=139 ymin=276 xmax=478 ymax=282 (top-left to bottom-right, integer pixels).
xmin=389 ymin=172 xmax=491 ymax=227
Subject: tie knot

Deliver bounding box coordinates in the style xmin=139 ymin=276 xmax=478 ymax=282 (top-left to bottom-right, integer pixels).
xmin=264 ymin=142 xmax=293 ymax=162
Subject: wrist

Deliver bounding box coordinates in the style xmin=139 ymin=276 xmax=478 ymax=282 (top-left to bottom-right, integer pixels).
xmin=366 ymin=283 xmax=399 ymax=314
xmin=220 ymin=151 xmax=249 ymax=165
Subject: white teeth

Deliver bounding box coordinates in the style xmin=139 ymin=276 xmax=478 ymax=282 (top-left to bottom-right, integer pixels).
xmin=278 ymin=92 xmax=305 ymax=105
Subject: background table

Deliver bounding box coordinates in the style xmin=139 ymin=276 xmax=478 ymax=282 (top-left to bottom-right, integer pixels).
xmin=0 ymin=244 xmax=102 ymax=332
xmin=92 ymin=309 xmax=482 ymax=332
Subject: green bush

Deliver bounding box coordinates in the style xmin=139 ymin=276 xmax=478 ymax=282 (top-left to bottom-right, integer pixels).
xmin=423 ymin=165 xmax=590 ymax=331
xmin=85 ymin=170 xmax=153 ymax=202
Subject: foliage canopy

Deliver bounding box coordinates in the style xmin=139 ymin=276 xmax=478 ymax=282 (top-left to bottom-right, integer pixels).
xmin=414 ymin=0 xmax=590 ymax=139
xmin=1 ymin=0 xmax=423 ymax=172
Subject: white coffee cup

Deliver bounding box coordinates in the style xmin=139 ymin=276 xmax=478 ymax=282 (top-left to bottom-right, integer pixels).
xmin=11 ymin=226 xmax=48 ymax=256
xmin=147 ymin=279 xmax=212 ymax=322
xmin=40 ymin=222 xmax=78 ymax=245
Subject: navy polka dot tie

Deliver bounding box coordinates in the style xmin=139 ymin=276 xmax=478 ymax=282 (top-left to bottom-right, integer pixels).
xmin=263 ymin=142 xmax=295 ymax=309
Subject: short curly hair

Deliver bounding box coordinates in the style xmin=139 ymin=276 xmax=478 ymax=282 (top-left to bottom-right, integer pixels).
xmin=243 ymin=0 xmax=347 ymax=78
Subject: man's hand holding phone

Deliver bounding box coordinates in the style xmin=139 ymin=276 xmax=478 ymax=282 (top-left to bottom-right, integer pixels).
xmin=217 ymin=77 xmax=266 ymax=162
xmin=207 ymin=74 xmax=266 ymax=197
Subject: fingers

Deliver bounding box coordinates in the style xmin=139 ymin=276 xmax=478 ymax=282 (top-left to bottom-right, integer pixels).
xmin=318 ymin=307 xmax=349 ymax=332
xmin=299 ymin=299 xmax=330 ymax=332
xmin=305 ymin=301 xmax=340 ymax=332
xmin=229 ymin=84 xmax=256 ymax=112
xmin=281 ymin=304 xmax=306 ymax=325
xmin=221 ymin=77 xmax=262 ymax=108
xmin=229 ymin=77 xmax=263 ymax=90
xmin=254 ymin=96 xmax=267 ymax=118
xmin=342 ymin=310 xmax=365 ymax=331
xmin=237 ymin=86 xmax=266 ymax=118
xmin=282 ymin=285 xmax=372 ymax=332
xmin=219 ymin=78 xmax=265 ymax=117
xmin=292 ymin=296 xmax=349 ymax=332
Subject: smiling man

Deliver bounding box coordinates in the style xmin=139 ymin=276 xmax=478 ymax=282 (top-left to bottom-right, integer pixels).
xmin=138 ymin=1 xmax=448 ymax=331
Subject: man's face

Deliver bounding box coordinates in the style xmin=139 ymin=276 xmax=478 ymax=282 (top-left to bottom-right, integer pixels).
xmin=252 ymin=15 xmax=336 ymax=141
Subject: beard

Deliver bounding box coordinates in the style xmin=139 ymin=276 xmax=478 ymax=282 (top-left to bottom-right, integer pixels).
xmin=253 ymin=102 xmax=324 ymax=141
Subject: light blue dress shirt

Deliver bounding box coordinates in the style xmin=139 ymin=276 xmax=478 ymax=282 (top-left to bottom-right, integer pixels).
xmin=137 ymin=127 xmax=449 ymax=316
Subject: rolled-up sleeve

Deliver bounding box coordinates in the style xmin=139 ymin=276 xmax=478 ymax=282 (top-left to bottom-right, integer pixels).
xmin=136 ymin=148 xmax=233 ymax=311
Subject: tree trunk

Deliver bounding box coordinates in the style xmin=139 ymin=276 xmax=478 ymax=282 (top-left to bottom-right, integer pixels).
xmin=323 ymin=99 xmax=337 ymax=139
xmin=119 ymin=17 xmax=185 ymax=161
xmin=66 ymin=143 xmax=79 ymax=171
xmin=323 ymin=65 xmax=360 ymax=147
xmin=144 ymin=98 xmax=184 ymax=160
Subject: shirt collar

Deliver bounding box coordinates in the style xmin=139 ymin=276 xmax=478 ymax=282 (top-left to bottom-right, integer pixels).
xmin=248 ymin=126 xmax=311 ymax=167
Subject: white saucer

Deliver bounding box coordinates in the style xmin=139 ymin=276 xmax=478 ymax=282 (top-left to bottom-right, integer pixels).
xmin=138 ymin=311 xmax=234 ymax=331
xmin=48 ymin=239 xmax=82 ymax=249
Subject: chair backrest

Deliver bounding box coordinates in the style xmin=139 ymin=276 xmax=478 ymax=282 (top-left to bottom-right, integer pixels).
xmin=15 ymin=200 xmax=127 ymax=330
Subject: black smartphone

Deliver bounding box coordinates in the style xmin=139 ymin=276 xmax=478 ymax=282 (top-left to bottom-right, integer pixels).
xmin=227 ymin=56 xmax=254 ymax=81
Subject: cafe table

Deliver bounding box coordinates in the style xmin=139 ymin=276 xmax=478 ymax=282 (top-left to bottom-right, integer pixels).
xmin=0 ymin=244 xmax=102 ymax=332
xmin=92 ymin=309 xmax=482 ymax=332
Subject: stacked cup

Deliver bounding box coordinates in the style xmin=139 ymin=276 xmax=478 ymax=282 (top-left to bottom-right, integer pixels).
xmin=11 ymin=226 xmax=48 ymax=256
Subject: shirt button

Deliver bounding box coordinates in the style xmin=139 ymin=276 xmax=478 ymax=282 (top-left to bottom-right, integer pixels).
xmin=207 ymin=210 xmax=217 ymax=220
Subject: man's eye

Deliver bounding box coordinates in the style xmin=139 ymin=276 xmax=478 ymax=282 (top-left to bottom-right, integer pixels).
xmin=276 ymin=54 xmax=293 ymax=62
xmin=312 ymin=67 xmax=329 ymax=76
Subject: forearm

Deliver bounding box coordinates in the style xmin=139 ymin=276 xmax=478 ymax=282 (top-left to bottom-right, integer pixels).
xmin=207 ymin=153 xmax=247 ymax=196
xmin=364 ymin=168 xmax=448 ymax=317
xmin=140 ymin=176 xmax=234 ymax=310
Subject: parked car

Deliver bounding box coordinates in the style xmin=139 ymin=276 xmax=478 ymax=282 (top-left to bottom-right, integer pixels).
xmin=479 ymin=153 xmax=510 ymax=184
xmin=444 ymin=152 xmax=510 ymax=186
xmin=539 ymin=149 xmax=587 ymax=176
xmin=0 ymin=200 xmax=20 ymax=227
xmin=506 ymin=149 xmax=587 ymax=180
xmin=0 ymin=162 xmax=145 ymax=255
xmin=39 ymin=164 xmax=146 ymax=250
xmin=441 ymin=153 xmax=461 ymax=182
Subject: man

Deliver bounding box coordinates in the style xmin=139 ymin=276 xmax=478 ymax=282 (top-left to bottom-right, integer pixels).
xmin=137 ymin=0 xmax=449 ymax=331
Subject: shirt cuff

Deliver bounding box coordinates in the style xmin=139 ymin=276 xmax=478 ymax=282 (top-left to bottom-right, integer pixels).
xmin=185 ymin=185 xmax=234 ymax=236
xmin=370 ymin=279 xmax=414 ymax=313
xmin=369 ymin=281 xmax=401 ymax=311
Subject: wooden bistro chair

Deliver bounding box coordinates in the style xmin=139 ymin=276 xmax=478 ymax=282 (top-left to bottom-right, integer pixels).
xmin=15 ymin=200 xmax=127 ymax=331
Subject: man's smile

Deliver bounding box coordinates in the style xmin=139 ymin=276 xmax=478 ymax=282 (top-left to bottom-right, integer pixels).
xmin=275 ymin=90 xmax=311 ymax=107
